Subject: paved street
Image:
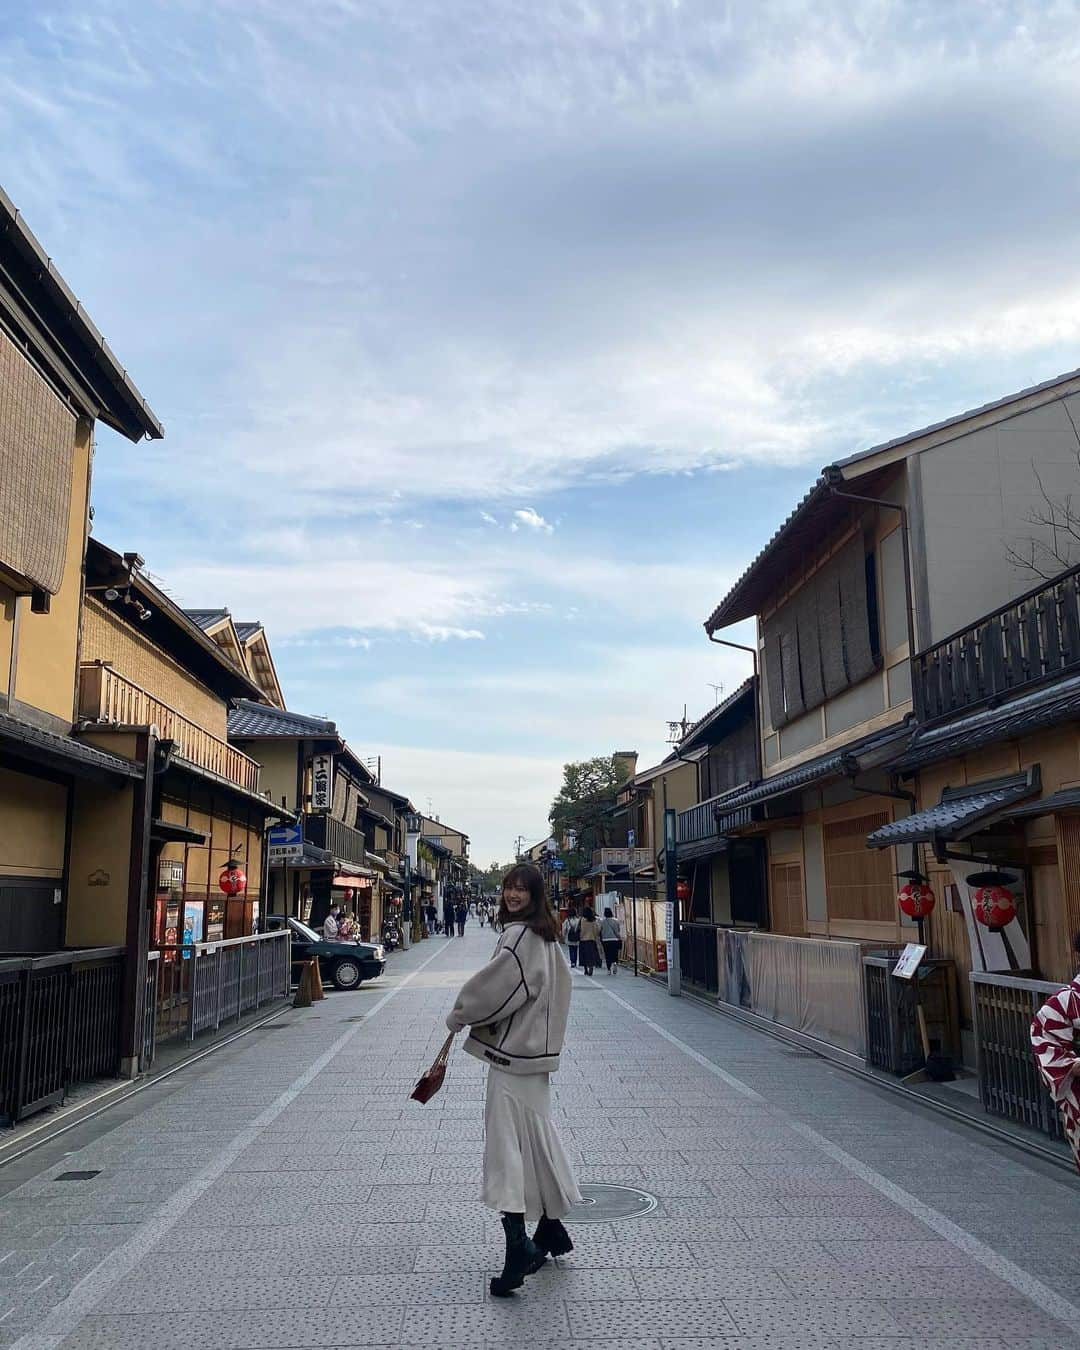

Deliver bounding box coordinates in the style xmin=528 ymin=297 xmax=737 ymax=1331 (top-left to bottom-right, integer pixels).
xmin=0 ymin=927 xmax=1078 ymax=1349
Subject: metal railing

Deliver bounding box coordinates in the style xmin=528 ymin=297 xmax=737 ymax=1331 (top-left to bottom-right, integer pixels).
xmin=971 ymin=971 xmax=1066 ymax=1142
xmin=142 ymin=952 xmax=159 ymax=1071
xmin=0 ymin=947 xmax=125 ymax=1123
xmin=154 ymin=930 xmax=290 ymax=1046
xmin=79 ymin=662 xmax=262 ymax=793
xmin=912 ymin=562 xmax=1080 ymax=722
xmin=304 ymin=813 xmax=367 ymax=868
xmin=863 ymin=951 xmax=959 ymax=1075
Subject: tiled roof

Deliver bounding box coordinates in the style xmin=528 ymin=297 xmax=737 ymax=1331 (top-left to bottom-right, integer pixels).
xmin=184 ymin=609 xmax=228 ymax=631
xmin=677 ymin=679 xmax=755 ymax=753
xmin=228 ymin=699 xmax=337 ymax=739
xmin=866 ymin=773 xmax=1036 ymax=848
xmin=1 ymin=711 xmax=143 ymax=783
xmin=235 ymin=622 xmax=262 ymax=642
xmin=896 ymin=674 xmax=1080 ymax=770
xmin=712 ymin=719 xmax=913 ymax=816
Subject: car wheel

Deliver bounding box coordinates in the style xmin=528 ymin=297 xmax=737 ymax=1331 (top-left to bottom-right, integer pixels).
xmin=333 ymin=958 xmax=362 ymax=991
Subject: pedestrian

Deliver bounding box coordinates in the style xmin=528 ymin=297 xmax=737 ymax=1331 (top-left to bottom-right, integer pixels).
xmin=578 ymin=906 xmax=601 ymax=977
xmin=561 ymin=906 xmax=581 ymax=969
xmin=599 ymin=907 xmax=621 ymax=974
xmin=1031 ymin=931 xmax=1080 ymax=1172
xmin=455 ymin=899 xmax=468 ymax=936
xmin=446 ymin=862 xmax=580 ymax=1297
xmin=425 ymin=903 xmax=437 ymax=937
xmin=443 ymin=896 xmax=455 ymax=937
xmin=322 ymin=905 xmax=341 ymax=940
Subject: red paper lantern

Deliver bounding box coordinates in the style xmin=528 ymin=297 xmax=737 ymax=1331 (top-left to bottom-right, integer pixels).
xmin=971 ymin=884 xmax=1016 ymax=931
xmin=897 ymin=880 xmax=936 ymax=919
xmin=344 ymin=887 xmax=355 ymax=901
xmin=675 ymin=880 xmax=691 ymax=903
xmin=218 ymin=861 xmax=247 ymax=896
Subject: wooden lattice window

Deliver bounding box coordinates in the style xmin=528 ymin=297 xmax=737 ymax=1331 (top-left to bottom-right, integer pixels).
xmin=823 ymin=811 xmax=894 ymax=922
xmin=769 ymin=861 xmax=804 ymax=936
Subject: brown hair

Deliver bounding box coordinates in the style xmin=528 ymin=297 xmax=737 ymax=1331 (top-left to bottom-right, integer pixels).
xmin=499 ymin=863 xmax=559 ymax=942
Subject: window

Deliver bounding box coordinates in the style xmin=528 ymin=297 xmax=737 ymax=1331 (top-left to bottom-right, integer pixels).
xmin=823 ymin=812 xmax=894 ymax=922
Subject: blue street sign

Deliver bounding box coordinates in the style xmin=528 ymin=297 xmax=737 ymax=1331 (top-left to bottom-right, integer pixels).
xmin=550 ymin=858 xmax=565 ymax=870
xmin=268 ymin=824 xmax=302 ymax=847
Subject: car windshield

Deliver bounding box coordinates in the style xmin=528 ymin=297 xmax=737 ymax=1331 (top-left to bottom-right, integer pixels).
xmin=288 ymin=917 xmax=321 ymax=942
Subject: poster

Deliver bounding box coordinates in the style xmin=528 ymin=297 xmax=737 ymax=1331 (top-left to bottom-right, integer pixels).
xmin=181 ymin=900 xmax=204 ymax=959
xmin=892 ymin=943 xmax=927 ymax=980
xmin=948 ymin=862 xmax=1030 ymax=972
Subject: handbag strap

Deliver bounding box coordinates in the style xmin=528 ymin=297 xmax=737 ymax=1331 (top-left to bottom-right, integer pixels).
xmin=432 ymin=1031 xmax=455 ymax=1069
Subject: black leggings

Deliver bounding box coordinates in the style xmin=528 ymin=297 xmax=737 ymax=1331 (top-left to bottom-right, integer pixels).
xmin=602 ymin=939 xmax=620 ymax=970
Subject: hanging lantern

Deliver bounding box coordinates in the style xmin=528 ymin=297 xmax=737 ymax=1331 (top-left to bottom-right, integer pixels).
xmin=218 ymin=860 xmax=247 ymax=896
xmin=967 ymin=870 xmax=1017 ymax=931
xmin=897 ymin=879 xmax=936 ymax=919
xmin=344 ymin=887 xmax=355 ymax=902
xmin=675 ymin=879 xmax=691 ymax=904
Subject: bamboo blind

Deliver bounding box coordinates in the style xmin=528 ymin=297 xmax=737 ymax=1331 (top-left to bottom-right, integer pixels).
xmin=1056 ymin=813 xmax=1080 ymax=961
xmin=823 ymin=811 xmax=894 ymax=922
xmin=0 ymin=329 xmax=76 ymax=595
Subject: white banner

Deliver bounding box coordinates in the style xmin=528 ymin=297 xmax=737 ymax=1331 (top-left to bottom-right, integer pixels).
xmin=311 ymin=753 xmax=334 ymax=812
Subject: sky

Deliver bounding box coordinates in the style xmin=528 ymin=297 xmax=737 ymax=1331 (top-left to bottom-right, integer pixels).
xmin=6 ymin=1 xmax=1080 ymax=863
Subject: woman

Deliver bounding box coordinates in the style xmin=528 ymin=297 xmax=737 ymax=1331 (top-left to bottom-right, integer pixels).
xmin=446 ymin=863 xmax=581 ymax=1297
xmin=561 ymin=907 xmax=581 ymax=969
xmin=455 ymin=899 xmax=468 ymax=936
xmin=598 ymin=907 xmax=621 ymax=975
xmin=577 ymin=906 xmax=601 ymax=977
xmin=1031 ymin=933 xmax=1080 ymax=1172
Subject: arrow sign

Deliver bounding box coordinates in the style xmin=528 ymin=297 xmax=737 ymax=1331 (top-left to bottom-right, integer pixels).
xmin=268 ymin=823 xmax=303 ymax=863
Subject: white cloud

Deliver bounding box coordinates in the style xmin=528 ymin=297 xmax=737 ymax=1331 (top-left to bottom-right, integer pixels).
xmin=510 ymin=507 xmax=554 ymax=534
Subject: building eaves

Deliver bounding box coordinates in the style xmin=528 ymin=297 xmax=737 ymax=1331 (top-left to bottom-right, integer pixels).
xmin=184 ymin=609 xmax=229 ymax=632
xmin=895 ymin=675 xmax=1080 ymax=772
xmin=0 ymin=186 xmax=163 ymax=441
xmin=713 ymin=719 xmax=913 ymax=817
xmin=228 ymin=698 xmax=339 ymax=741
xmin=234 ymin=622 xmax=262 ymax=642
xmin=866 ymin=771 xmax=1037 ymax=849
xmin=0 ymin=710 xmax=142 ymax=786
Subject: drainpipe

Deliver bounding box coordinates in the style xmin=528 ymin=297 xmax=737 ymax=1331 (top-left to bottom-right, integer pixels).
xmin=706 ymin=633 xmax=762 ymax=778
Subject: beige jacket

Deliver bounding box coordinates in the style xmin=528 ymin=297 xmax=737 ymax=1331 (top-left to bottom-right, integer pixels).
xmin=446 ymin=922 xmax=571 ymax=1075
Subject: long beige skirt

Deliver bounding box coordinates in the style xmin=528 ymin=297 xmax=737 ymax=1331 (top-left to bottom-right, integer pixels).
xmin=481 ymin=1068 xmax=582 ymax=1222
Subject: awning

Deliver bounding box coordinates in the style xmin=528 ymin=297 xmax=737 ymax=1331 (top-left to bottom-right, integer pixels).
xmin=333 ymin=872 xmax=373 ymax=888
xmin=150 ymin=818 xmax=206 ymax=845
xmin=866 ymin=770 xmax=1039 ymax=849
xmin=677 ymin=834 xmax=730 ymax=863
xmin=269 ymin=841 xmax=333 ymax=869
xmin=1 ymin=711 xmax=142 ymax=787
xmin=995 ymin=785 xmax=1080 ymax=821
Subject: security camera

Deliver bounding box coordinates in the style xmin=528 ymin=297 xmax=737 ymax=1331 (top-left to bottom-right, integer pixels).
xmin=104 ymin=588 xmax=120 ymax=601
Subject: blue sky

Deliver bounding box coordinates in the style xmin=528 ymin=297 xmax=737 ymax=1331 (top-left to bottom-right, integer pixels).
xmin=6 ymin=1 xmax=1080 ymax=862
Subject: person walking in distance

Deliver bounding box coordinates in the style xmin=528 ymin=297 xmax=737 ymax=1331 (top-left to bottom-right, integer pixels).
xmin=599 ymin=907 xmax=621 ymax=975
xmin=578 ymin=906 xmax=601 ymax=977
xmin=455 ymin=898 xmax=468 ymax=936
xmin=446 ymin=863 xmax=580 ymax=1297
xmin=561 ymin=906 xmax=581 ymax=969
xmin=442 ymin=894 xmax=455 ymax=938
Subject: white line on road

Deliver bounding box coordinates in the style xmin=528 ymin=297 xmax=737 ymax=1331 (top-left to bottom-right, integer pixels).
xmin=10 ymin=940 xmax=451 ymax=1350
xmin=600 ymin=981 xmax=1080 ymax=1340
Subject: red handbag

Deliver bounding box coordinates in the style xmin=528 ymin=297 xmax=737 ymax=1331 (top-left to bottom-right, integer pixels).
xmin=410 ymin=1032 xmax=455 ymax=1104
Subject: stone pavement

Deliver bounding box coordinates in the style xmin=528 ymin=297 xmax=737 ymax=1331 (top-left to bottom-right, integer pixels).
xmin=0 ymin=925 xmax=1078 ymax=1349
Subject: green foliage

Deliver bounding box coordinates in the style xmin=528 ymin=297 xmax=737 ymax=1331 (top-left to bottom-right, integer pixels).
xmin=548 ymin=755 xmax=623 ymax=876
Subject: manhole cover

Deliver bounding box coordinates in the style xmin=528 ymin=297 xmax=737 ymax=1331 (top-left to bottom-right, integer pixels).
xmin=254 ymin=1023 xmax=289 ymax=1031
xmin=56 ymin=1171 xmax=100 ymax=1181
xmin=562 ymin=1183 xmax=657 ymax=1224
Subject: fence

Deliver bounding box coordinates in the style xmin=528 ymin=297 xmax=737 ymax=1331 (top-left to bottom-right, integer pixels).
xmin=154 ymin=930 xmax=290 ymax=1046
xmin=0 ymin=947 xmax=125 ymax=1123
xmin=863 ymin=952 xmax=959 ymax=1075
xmin=971 ymin=971 xmax=1066 ymax=1142
xmin=679 ymin=922 xmax=720 ymax=994
xmin=748 ymin=932 xmax=867 ymax=1058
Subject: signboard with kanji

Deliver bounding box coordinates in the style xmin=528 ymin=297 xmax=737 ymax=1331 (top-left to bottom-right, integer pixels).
xmin=311 ymin=754 xmax=334 ymax=813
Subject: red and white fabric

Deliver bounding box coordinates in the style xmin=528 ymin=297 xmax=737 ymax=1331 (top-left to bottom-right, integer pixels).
xmin=1030 ymin=973 xmax=1080 ymax=1172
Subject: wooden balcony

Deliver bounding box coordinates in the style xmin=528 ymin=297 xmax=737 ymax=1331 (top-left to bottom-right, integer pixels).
xmin=303 ymin=813 xmax=367 ymax=869
xmin=78 ymin=662 xmax=261 ymax=794
xmin=592 ymin=847 xmax=652 ymax=870
xmin=912 ymin=563 xmax=1080 ymax=723
xmin=676 ymin=795 xmax=728 ymax=845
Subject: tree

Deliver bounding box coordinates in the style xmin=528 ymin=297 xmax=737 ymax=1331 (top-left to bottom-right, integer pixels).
xmin=1006 ymin=451 xmax=1080 ymax=580
xmin=548 ymin=755 xmax=625 ymax=877
xmin=474 ymin=860 xmax=513 ymax=892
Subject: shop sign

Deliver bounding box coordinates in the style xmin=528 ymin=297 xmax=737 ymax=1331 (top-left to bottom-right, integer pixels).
xmin=158 ymin=858 xmax=184 ymax=891
xmin=311 ymin=754 xmax=334 ymax=812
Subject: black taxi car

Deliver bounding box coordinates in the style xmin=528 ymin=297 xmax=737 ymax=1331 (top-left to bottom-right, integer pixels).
xmin=267 ymin=915 xmax=386 ymax=990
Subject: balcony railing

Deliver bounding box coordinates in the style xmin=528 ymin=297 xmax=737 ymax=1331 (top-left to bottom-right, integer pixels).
xmin=677 ymin=794 xmax=728 ymax=845
xmin=912 ymin=563 xmax=1080 ymax=722
xmin=592 ymin=847 xmax=652 ymax=869
xmin=79 ymin=662 xmax=261 ymax=794
xmin=304 ymin=813 xmax=367 ymax=868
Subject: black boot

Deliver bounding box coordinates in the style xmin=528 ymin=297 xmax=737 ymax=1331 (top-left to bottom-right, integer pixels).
xmin=533 ymin=1213 xmax=574 ymax=1258
xmin=490 ymin=1212 xmax=546 ymax=1297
